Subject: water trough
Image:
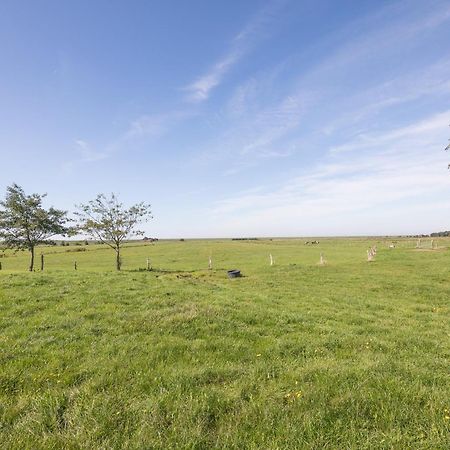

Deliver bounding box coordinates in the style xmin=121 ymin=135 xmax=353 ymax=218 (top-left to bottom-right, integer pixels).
xmin=227 ymin=269 xmax=241 ymax=278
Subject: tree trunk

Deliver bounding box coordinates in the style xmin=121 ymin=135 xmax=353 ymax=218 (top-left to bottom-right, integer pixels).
xmin=116 ymin=248 xmax=121 ymax=271
xmin=29 ymin=246 xmax=35 ymax=272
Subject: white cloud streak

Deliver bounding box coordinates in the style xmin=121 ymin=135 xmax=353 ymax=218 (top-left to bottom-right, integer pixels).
xmin=209 ymin=111 xmax=450 ymax=236
xmin=184 ymin=53 xmax=240 ymax=103
xmin=75 ymin=139 xmax=107 ymax=162
xmin=183 ymin=0 xmax=287 ymax=103
xmin=125 ymin=110 xmax=195 ymax=139
xmin=193 ymin=0 xmax=450 ymax=174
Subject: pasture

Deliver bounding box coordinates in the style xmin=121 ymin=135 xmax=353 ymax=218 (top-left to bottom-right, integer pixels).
xmin=0 ymin=238 xmax=449 ymax=449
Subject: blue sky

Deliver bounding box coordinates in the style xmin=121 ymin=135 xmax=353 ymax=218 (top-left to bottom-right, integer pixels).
xmin=1 ymin=0 xmax=450 ymax=238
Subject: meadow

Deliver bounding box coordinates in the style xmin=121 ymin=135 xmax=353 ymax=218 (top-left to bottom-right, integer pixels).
xmin=0 ymin=238 xmax=449 ymax=449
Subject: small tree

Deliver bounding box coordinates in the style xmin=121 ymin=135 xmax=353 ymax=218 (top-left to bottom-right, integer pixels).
xmin=0 ymin=184 xmax=70 ymax=271
xmin=446 ymin=125 xmax=450 ymax=168
xmin=75 ymin=193 xmax=152 ymax=270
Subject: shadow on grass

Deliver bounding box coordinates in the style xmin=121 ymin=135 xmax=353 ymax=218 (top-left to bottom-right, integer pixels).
xmin=126 ymin=267 xmax=193 ymax=274
xmin=124 ymin=267 xmax=246 ymax=280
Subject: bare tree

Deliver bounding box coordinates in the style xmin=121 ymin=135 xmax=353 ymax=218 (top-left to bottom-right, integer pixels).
xmin=446 ymin=124 xmax=450 ymax=169
xmin=75 ymin=193 xmax=152 ymax=270
xmin=0 ymin=184 xmax=70 ymax=271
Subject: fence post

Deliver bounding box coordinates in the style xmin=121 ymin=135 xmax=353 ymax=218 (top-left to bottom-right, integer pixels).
xmin=74 ymin=261 xmax=77 ymax=270
xmin=40 ymin=254 xmax=44 ymax=271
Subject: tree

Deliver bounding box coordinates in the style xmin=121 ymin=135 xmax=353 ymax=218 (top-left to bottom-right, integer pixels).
xmin=75 ymin=193 xmax=152 ymax=270
xmin=446 ymin=125 xmax=450 ymax=169
xmin=0 ymin=184 xmax=70 ymax=271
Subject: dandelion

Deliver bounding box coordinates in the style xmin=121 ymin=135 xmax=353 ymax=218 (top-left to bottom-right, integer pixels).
xmin=284 ymin=390 xmax=303 ymax=403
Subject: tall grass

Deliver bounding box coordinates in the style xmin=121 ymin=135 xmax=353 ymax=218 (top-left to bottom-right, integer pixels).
xmin=1 ymin=238 xmax=449 ymax=448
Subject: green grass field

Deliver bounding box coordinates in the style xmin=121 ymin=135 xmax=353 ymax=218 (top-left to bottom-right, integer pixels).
xmin=0 ymin=238 xmax=449 ymax=449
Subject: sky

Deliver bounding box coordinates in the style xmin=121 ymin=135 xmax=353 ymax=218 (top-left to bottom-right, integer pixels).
xmin=1 ymin=0 xmax=450 ymax=238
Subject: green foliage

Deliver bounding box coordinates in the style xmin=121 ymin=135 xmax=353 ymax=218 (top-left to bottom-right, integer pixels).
xmin=430 ymin=231 xmax=450 ymax=237
xmin=0 ymin=238 xmax=449 ymax=448
xmin=0 ymin=184 xmax=70 ymax=270
xmin=75 ymin=193 xmax=152 ymax=270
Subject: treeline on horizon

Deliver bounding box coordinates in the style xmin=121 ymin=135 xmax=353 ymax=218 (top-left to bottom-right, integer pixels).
xmin=429 ymin=231 xmax=450 ymax=237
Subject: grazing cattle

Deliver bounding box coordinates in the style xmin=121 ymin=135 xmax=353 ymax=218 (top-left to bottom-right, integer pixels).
xmin=143 ymin=237 xmax=158 ymax=243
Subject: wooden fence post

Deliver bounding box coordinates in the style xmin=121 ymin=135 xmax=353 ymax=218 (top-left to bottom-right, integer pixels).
xmin=40 ymin=254 xmax=44 ymax=271
xmin=319 ymin=253 xmax=325 ymax=265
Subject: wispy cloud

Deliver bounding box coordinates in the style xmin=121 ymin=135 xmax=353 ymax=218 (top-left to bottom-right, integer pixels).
xmin=191 ymin=0 xmax=450 ymax=176
xmin=61 ymin=139 xmax=107 ymax=172
xmin=62 ymin=2 xmax=290 ymax=173
xmin=125 ymin=115 xmax=170 ymax=139
xmin=184 ymin=53 xmax=241 ymax=103
xmin=304 ymin=1 xmax=450 ymax=81
xmin=124 ymin=110 xmax=194 ymax=139
xmin=75 ymin=139 xmax=107 ymax=162
xmin=183 ymin=0 xmax=287 ymax=103
xmin=193 ymin=87 xmax=315 ymax=172
xmin=65 ymin=108 xmax=197 ymax=170
xmin=330 ymin=111 xmax=450 ymax=154
xmin=320 ymin=58 xmax=450 ymax=137
xmin=209 ymin=111 xmax=450 ymax=236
